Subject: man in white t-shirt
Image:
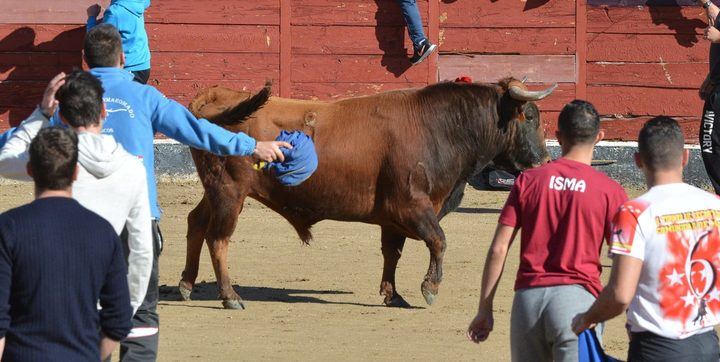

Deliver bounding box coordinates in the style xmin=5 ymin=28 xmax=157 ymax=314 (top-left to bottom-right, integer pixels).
xmin=572 ymin=116 xmax=720 ymax=361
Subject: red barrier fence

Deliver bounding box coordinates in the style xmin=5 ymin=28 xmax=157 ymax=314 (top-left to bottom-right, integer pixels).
xmin=0 ymin=1 xmax=711 ymax=142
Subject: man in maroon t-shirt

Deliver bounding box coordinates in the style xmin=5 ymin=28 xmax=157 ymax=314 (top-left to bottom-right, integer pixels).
xmin=466 ymin=100 xmax=627 ymax=362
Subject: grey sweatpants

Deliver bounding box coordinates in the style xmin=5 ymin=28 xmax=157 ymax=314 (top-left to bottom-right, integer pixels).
xmin=511 ymin=285 xmax=598 ymax=362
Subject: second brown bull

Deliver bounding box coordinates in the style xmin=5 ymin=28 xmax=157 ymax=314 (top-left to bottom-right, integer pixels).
xmin=179 ymin=79 xmax=555 ymax=309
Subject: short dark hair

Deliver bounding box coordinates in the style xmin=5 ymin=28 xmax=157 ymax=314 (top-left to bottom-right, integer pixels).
xmin=638 ymin=116 xmax=685 ymax=171
xmin=84 ymin=24 xmax=123 ymax=68
xmin=56 ymin=71 xmax=105 ymax=128
xmin=29 ymin=127 xmax=78 ymax=190
xmin=557 ymin=100 xmax=601 ymax=145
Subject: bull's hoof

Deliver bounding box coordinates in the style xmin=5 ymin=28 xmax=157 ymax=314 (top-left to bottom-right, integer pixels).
xmin=384 ymin=294 xmax=412 ymax=308
xmin=178 ymin=281 xmax=193 ymax=301
xmin=421 ymin=281 xmax=438 ymax=306
xmin=222 ymin=299 xmax=246 ymax=310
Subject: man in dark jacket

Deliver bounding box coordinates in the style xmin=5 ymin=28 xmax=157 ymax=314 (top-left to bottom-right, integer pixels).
xmin=0 ymin=127 xmax=132 ymax=361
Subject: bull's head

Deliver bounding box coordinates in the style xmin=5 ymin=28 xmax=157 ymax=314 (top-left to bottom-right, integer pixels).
xmin=492 ymin=78 xmax=555 ymax=172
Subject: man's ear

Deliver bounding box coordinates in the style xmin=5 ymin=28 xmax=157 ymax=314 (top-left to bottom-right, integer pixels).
xmin=26 ymin=162 xmax=33 ymax=179
xmin=101 ymin=104 xmax=107 ymax=120
xmin=634 ymin=152 xmax=644 ymax=169
xmin=594 ymin=130 xmax=605 ymax=145
xmin=119 ymin=52 xmax=126 ymax=68
xmin=681 ymin=148 xmax=690 ymax=168
xmin=72 ymin=165 xmax=79 ymax=182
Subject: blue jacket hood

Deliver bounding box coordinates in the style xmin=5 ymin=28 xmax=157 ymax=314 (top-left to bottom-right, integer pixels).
xmin=111 ymin=0 xmax=150 ymax=16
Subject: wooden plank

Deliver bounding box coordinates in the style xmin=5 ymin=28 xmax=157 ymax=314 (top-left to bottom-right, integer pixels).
xmin=0 ymin=81 xmax=46 ymax=108
xmin=292 ymin=0 xmax=427 ymax=26
xmin=440 ymin=0 xmax=576 ymax=28
xmin=0 ymin=25 xmax=85 ymax=52
xmin=0 ymin=107 xmax=35 ymax=129
xmin=576 ymin=0 xmax=588 ymax=99
xmin=438 ymin=54 xmax=576 ymax=83
xmin=428 ymin=0 xmax=439 ymax=84
xmin=150 ymin=53 xmax=279 ymax=81
xmin=281 ymin=0 xmax=292 ymax=97
xmin=587 ymin=33 xmax=708 ymax=62
xmin=589 ymin=0 xmax=699 ymax=5
xmin=292 ymin=25 xmax=414 ymax=55
xmin=587 ymin=86 xmax=703 ymax=117
xmin=0 ymin=0 xmax=110 ymax=24
xmin=147 ymin=24 xmax=279 ymax=53
xmin=598 ymin=117 xmax=700 ymax=142
xmin=588 ymin=34 xmax=710 ymax=63
xmin=292 ymin=55 xmax=428 ymax=83
xmin=0 ymin=52 xmax=83 ymax=81
xmin=587 ymin=6 xmax=707 ymax=35
xmin=440 ymin=27 xmax=576 ymax=55
xmin=146 ymin=0 xmax=279 ymax=25
xmin=587 ymin=62 xmax=706 ymax=88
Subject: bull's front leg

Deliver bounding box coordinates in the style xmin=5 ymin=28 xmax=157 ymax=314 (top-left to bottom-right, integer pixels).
xmin=206 ymin=237 xmax=245 ymax=309
xmin=408 ymin=207 xmax=447 ymax=306
xmin=179 ymin=196 xmax=211 ymax=301
xmin=379 ymin=227 xmax=411 ymax=308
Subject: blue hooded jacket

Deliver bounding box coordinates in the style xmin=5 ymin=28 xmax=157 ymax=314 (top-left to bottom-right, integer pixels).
xmin=13 ymin=67 xmax=256 ymax=218
xmin=88 ymin=0 xmax=151 ymax=71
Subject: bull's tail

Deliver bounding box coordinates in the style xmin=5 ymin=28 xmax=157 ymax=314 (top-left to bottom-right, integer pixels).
xmin=213 ymin=81 xmax=273 ymax=125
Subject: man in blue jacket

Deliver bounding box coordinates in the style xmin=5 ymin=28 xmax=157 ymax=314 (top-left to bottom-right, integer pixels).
xmin=87 ymin=0 xmax=152 ymax=84
xmin=0 ymin=24 xmax=289 ymax=362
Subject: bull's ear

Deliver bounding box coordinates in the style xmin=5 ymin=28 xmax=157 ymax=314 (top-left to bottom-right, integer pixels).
xmin=517 ymin=105 xmax=527 ymax=122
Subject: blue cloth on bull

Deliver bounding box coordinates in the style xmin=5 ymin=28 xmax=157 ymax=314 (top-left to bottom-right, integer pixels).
xmin=578 ymin=329 xmax=620 ymax=362
xmin=265 ymin=130 xmax=318 ymax=186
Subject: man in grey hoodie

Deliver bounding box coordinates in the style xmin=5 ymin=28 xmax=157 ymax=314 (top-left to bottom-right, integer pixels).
xmin=0 ymin=72 xmax=153 ymax=320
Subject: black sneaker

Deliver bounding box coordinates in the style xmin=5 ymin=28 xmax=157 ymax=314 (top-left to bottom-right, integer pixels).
xmin=410 ymin=40 xmax=437 ymax=65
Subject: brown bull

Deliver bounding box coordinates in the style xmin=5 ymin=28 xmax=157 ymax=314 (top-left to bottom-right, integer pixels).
xmin=179 ymin=79 xmax=555 ymax=309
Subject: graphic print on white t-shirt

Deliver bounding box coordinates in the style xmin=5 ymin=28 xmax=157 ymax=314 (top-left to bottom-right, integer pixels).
xmin=610 ymin=183 xmax=720 ymax=339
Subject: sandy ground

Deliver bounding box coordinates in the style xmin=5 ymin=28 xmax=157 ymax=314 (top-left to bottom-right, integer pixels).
xmin=0 ymin=181 xmax=639 ymax=361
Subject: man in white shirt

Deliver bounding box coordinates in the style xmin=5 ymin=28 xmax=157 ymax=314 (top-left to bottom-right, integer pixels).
xmin=0 ymin=71 xmax=152 ymax=315
xmin=572 ymin=116 xmax=720 ymax=361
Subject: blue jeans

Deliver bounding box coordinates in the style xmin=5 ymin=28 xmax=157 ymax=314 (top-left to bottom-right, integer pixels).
xmin=396 ymin=0 xmax=426 ymax=49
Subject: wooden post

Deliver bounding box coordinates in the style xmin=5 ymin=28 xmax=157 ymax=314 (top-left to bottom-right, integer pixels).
xmin=280 ymin=0 xmax=292 ymax=97
xmin=428 ymin=0 xmax=439 ymax=84
xmin=575 ymin=0 xmax=587 ymax=99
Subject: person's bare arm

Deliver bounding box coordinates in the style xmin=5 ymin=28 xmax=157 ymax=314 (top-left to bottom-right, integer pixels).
xmin=467 ymin=224 xmax=518 ymax=343
xmin=700 ymin=0 xmax=720 ymax=25
xmin=571 ymin=254 xmax=643 ymax=334
xmin=99 ymin=334 xmax=117 ymax=360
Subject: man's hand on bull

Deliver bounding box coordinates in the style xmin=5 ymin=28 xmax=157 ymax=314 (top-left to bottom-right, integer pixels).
xmin=252 ymin=141 xmax=293 ymax=163
xmin=39 ymin=72 xmax=66 ymax=119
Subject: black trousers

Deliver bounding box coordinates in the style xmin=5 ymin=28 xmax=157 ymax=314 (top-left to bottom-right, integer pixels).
xmin=628 ymin=330 xmax=719 ymax=362
xmin=131 ymin=69 xmax=151 ymax=85
xmin=701 ymin=94 xmax=720 ymax=194
xmin=118 ymin=220 xmax=162 ymax=362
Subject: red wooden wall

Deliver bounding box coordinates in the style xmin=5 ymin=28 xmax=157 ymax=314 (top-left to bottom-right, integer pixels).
xmin=0 ymin=1 xmax=711 ymax=142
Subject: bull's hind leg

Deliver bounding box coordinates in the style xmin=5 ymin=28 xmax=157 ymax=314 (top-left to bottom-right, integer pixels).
xmin=406 ymin=205 xmax=447 ymax=306
xmin=379 ymin=227 xmax=410 ymax=308
xmin=205 ymin=197 xmax=246 ymax=310
xmin=179 ymin=195 xmax=211 ymax=301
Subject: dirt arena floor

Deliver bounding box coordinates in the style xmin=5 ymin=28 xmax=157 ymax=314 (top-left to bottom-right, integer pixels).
xmin=0 ymin=181 xmax=641 ymax=361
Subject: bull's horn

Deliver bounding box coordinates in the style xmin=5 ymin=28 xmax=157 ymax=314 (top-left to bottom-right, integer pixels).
xmin=508 ymin=83 xmax=558 ymax=102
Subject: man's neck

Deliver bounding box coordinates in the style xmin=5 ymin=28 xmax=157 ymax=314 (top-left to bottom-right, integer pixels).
xmin=560 ymin=144 xmax=595 ymax=165
xmin=74 ymin=124 xmax=102 ymax=135
xmin=35 ymin=188 xmax=72 ymax=200
xmin=645 ymin=169 xmax=684 ymax=188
